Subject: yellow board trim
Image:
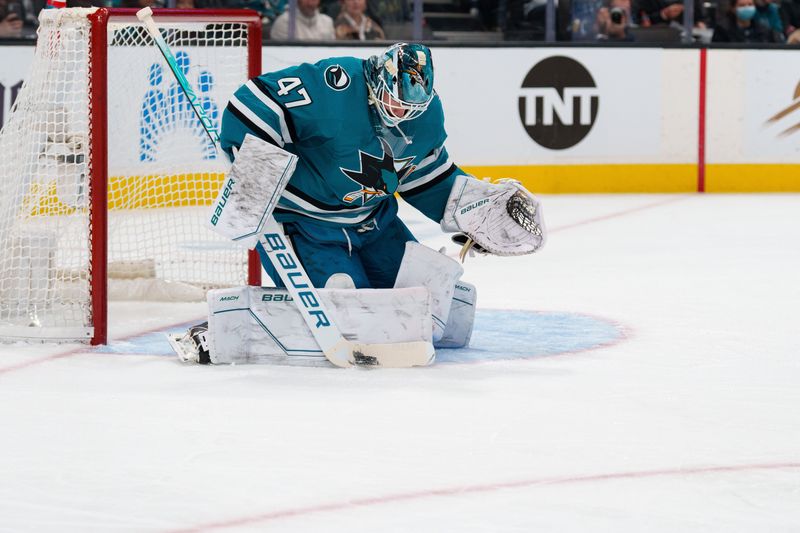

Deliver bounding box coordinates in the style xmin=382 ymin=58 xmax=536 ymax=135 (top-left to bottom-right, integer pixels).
xmin=23 ymin=163 xmax=800 ymax=217
xmin=26 ymin=173 xmax=225 ymax=217
xmin=461 ymin=164 xmax=698 ymax=193
xmin=705 ymin=164 xmax=800 ymax=192
xmin=108 ymin=172 xmax=225 ymax=209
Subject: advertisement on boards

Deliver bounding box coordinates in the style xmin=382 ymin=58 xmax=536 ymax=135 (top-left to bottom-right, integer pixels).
xmin=264 ymin=46 xmax=664 ymax=166
xmin=744 ymin=49 xmax=800 ymax=161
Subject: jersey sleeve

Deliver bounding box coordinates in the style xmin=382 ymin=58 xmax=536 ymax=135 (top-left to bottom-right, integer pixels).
xmin=220 ymin=59 xmax=358 ymax=161
xmin=397 ymin=144 xmax=468 ymax=223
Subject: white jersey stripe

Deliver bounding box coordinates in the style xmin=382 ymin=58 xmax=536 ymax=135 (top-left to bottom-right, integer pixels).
xmin=281 ymin=190 xmax=376 ymax=215
xmin=412 ymin=147 xmax=442 ymax=172
xmin=276 ymin=202 xmax=377 ymax=224
xmin=229 ymin=95 xmax=284 ymax=147
xmin=244 ymin=80 xmax=293 ymax=145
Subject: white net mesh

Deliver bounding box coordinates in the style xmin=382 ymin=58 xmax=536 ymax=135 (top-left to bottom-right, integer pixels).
xmin=0 ymin=8 xmax=254 ymax=341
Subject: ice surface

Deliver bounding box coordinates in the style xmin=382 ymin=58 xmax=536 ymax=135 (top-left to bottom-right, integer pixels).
xmin=1 ymin=194 xmax=798 ymax=532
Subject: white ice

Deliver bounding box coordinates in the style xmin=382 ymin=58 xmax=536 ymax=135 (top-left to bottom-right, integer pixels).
xmin=1 ymin=194 xmax=799 ymax=532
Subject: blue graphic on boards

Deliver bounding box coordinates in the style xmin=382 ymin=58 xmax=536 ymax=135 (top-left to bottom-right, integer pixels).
xmin=95 ymin=309 xmax=625 ymax=364
xmin=139 ymin=52 xmax=219 ymax=162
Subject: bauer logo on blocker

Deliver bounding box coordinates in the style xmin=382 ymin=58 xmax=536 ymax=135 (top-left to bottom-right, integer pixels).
xmin=518 ymin=56 xmax=599 ymax=150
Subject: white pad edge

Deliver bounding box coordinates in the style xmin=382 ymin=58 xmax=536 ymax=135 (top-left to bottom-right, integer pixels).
xmin=394 ymin=241 xmax=464 ymax=342
xmin=435 ymin=281 xmax=477 ymax=349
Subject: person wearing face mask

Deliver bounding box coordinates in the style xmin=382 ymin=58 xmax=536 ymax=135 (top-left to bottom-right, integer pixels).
xmin=712 ymin=0 xmax=780 ymax=41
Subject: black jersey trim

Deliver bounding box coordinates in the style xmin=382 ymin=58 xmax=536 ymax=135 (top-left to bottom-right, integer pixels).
xmin=399 ymin=164 xmax=457 ymax=199
xmin=226 ymin=102 xmax=281 ymax=148
xmin=284 ymin=184 xmax=365 ymax=212
xmin=251 ymin=76 xmax=299 ymax=143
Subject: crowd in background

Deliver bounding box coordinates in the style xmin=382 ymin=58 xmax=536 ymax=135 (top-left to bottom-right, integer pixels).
xmin=1 ymin=0 xmax=799 ymax=43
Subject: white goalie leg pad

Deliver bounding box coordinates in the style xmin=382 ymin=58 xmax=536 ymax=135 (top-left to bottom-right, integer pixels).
xmin=393 ymin=241 xmax=464 ymax=343
xmin=207 ymin=133 xmax=298 ymax=249
xmin=441 ymin=175 xmax=546 ymax=256
xmin=435 ymin=281 xmax=477 ymax=349
xmin=206 ymin=285 xmax=432 ymax=364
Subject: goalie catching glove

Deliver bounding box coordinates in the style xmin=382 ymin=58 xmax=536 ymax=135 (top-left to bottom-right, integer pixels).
xmin=441 ymin=175 xmax=546 ymax=259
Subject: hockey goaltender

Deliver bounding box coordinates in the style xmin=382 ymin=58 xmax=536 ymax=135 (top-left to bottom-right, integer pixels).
xmin=167 ymin=42 xmax=546 ymax=368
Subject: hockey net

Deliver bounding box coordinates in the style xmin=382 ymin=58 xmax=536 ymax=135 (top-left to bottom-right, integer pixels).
xmin=0 ymin=8 xmax=262 ymax=344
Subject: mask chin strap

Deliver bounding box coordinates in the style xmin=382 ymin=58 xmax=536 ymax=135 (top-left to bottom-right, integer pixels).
xmin=367 ymin=83 xmax=413 ymax=145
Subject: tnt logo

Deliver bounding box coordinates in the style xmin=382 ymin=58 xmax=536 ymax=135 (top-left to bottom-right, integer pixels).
xmin=518 ymin=56 xmax=599 ymax=150
xmin=139 ymin=52 xmax=219 ymax=162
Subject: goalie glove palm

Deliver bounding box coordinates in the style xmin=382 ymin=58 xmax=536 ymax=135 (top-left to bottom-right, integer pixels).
xmin=442 ymin=176 xmax=546 ymax=257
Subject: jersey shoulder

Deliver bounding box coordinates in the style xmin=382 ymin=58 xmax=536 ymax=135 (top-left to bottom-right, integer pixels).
xmin=256 ymin=57 xmax=367 ymax=139
xmin=406 ymin=93 xmax=447 ymax=148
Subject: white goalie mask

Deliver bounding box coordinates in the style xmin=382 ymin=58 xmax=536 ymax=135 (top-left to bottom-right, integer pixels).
xmin=365 ymin=43 xmax=435 ymax=127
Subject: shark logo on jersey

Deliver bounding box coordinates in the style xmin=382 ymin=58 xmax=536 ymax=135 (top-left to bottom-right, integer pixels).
xmin=341 ymin=138 xmax=415 ymax=204
xmin=324 ymin=65 xmax=351 ymax=91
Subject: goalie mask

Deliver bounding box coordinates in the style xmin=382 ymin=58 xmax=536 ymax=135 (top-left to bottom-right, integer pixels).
xmin=365 ymin=43 xmax=435 ymax=127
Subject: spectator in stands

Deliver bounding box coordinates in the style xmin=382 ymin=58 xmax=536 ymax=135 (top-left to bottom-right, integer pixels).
xmin=0 ymin=0 xmax=37 ymax=38
xmin=781 ymin=0 xmax=800 ymax=42
xmin=596 ymin=0 xmax=636 ymax=39
xmin=712 ymin=0 xmax=781 ymax=40
xmin=228 ymin=0 xmax=285 ymax=26
xmin=753 ymin=0 xmax=785 ymax=39
xmin=120 ymin=0 xmax=157 ymax=7
xmin=0 ymin=0 xmax=24 ymax=38
xmin=569 ymin=0 xmax=603 ymax=40
xmin=638 ymin=0 xmax=705 ymax=27
xmin=368 ymin=0 xmax=409 ymax=25
xmin=270 ymin=0 xmax=335 ymax=39
xmin=335 ymin=0 xmax=385 ymax=39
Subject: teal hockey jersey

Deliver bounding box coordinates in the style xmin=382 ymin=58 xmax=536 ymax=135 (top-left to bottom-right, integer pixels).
xmin=220 ymin=56 xmax=466 ymax=230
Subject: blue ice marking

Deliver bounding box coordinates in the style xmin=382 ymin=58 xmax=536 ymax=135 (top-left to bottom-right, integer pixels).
xmin=93 ymin=325 xmax=195 ymax=356
xmin=94 ymin=311 xmax=624 ymax=363
xmin=435 ymin=309 xmax=624 ymax=363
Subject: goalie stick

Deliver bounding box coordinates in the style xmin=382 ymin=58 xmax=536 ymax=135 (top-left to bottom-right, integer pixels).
xmin=136 ymin=7 xmax=434 ymax=368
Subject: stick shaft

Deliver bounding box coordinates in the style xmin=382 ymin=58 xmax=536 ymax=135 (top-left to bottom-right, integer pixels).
xmin=137 ymin=7 xmax=219 ymax=147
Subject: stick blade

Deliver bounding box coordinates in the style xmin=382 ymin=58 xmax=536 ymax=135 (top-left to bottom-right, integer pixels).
xmin=325 ymin=340 xmax=435 ymax=368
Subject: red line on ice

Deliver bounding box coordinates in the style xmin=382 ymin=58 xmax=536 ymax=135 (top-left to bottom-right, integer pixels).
xmin=0 ymin=317 xmax=203 ymax=376
xmin=549 ymin=195 xmax=692 ymax=234
xmin=170 ymin=462 xmax=800 ymax=533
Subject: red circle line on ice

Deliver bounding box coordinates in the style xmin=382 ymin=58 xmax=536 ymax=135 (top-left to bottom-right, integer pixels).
xmin=168 ymin=462 xmax=800 ymax=533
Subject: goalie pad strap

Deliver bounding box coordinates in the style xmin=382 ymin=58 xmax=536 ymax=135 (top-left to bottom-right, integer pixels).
xmin=436 ymin=281 xmax=477 ymax=349
xmin=441 ymin=175 xmax=546 ymax=256
xmin=393 ymin=242 xmax=464 ymax=343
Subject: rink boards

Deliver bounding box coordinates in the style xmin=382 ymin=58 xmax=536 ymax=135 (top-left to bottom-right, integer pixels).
xmin=2 ymin=44 xmax=800 ymax=193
